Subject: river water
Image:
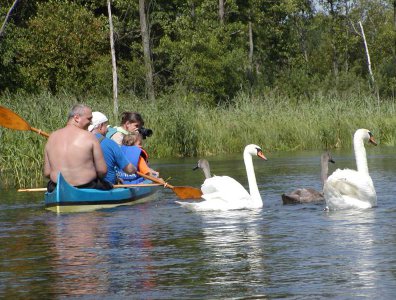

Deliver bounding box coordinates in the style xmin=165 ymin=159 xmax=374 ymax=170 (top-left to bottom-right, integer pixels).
xmin=1 ymin=147 xmax=396 ymax=299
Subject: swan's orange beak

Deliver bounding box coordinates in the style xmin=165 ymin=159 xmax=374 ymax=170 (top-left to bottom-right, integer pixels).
xmin=257 ymin=150 xmax=267 ymax=161
xmin=368 ymin=132 xmax=377 ymax=146
xmin=369 ymin=136 xmax=377 ymax=146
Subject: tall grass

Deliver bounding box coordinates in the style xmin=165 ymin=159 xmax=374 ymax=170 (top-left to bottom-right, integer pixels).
xmin=1 ymin=91 xmax=395 ymax=188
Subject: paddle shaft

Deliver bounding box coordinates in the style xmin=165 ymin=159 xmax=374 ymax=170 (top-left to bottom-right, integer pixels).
xmin=137 ymin=171 xmax=172 ymax=187
xmin=31 ymin=127 xmax=50 ymax=138
xmin=137 ymin=171 xmax=202 ymax=199
xmin=18 ymin=183 xmax=162 ymax=192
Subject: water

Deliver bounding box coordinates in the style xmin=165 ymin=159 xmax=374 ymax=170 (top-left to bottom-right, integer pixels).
xmin=1 ymin=147 xmax=396 ymax=298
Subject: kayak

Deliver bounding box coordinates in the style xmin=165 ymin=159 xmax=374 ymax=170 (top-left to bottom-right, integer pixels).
xmin=45 ymin=173 xmax=159 ymax=213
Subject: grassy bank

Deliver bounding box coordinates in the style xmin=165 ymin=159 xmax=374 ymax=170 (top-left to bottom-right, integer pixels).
xmin=1 ymin=92 xmax=395 ymax=188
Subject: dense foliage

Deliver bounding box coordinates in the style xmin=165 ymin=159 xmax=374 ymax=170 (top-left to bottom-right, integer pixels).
xmin=0 ymin=0 xmax=395 ymax=104
xmin=1 ymin=92 xmax=396 ymax=188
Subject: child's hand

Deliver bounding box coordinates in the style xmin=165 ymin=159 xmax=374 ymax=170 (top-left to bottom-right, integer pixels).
xmin=150 ymin=170 xmax=160 ymax=178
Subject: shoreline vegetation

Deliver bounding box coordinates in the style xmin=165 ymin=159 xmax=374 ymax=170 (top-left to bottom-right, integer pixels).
xmin=1 ymin=91 xmax=395 ymax=188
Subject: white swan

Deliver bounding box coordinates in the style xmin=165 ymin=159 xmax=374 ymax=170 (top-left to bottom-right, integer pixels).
xmin=176 ymin=144 xmax=267 ymax=211
xmin=282 ymin=151 xmax=335 ymax=204
xmin=324 ymin=129 xmax=377 ymax=210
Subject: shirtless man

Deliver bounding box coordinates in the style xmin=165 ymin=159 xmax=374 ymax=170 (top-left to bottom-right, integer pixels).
xmin=44 ymin=104 xmax=109 ymax=192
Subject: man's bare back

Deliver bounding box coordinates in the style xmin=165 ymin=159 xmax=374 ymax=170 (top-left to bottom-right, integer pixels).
xmin=44 ymin=105 xmax=107 ymax=186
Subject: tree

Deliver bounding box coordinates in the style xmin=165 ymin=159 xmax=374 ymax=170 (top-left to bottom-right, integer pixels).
xmin=154 ymin=0 xmax=248 ymax=104
xmin=219 ymin=0 xmax=225 ymax=24
xmin=139 ymin=0 xmax=155 ymax=101
xmin=0 ymin=0 xmax=19 ymax=39
xmin=107 ymin=0 xmax=118 ymax=116
xmin=16 ymin=1 xmax=108 ymax=94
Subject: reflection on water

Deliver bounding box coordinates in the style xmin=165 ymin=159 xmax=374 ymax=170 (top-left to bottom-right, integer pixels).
xmin=199 ymin=210 xmax=265 ymax=287
xmin=47 ymin=213 xmax=110 ymax=296
xmin=324 ymin=210 xmax=378 ymax=293
xmin=1 ymin=147 xmax=396 ymax=298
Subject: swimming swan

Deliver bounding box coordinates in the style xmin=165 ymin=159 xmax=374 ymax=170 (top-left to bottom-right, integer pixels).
xmin=281 ymin=151 xmax=335 ymax=204
xmin=324 ymin=129 xmax=377 ymax=210
xmin=176 ymin=144 xmax=267 ymax=211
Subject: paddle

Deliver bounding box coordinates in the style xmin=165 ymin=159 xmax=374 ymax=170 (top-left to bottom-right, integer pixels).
xmin=19 ymin=177 xmax=202 ymax=199
xmin=0 ymin=105 xmax=50 ymax=137
xmin=18 ymin=183 xmax=163 ymax=192
xmin=1 ymin=106 xmax=202 ymax=199
xmin=136 ymin=171 xmax=203 ymax=200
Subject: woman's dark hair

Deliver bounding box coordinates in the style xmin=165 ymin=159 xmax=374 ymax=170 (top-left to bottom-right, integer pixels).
xmin=120 ymin=112 xmax=144 ymax=126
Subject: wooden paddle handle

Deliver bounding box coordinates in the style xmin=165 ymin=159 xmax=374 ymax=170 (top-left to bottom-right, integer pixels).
xmin=30 ymin=127 xmax=50 ymax=138
xmin=136 ymin=171 xmax=174 ymax=189
xmin=114 ymin=183 xmax=162 ymax=188
xmin=18 ymin=188 xmax=47 ymax=192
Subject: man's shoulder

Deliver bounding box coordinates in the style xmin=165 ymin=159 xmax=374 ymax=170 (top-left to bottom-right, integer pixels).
xmin=63 ymin=126 xmax=97 ymax=143
xmin=102 ymin=136 xmax=121 ymax=148
xmin=47 ymin=126 xmax=68 ymax=140
xmin=102 ymin=137 xmax=128 ymax=162
xmin=80 ymin=129 xmax=98 ymax=142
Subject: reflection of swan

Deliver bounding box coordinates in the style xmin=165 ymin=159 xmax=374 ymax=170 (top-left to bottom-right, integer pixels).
xmin=324 ymin=129 xmax=377 ymax=210
xmin=199 ymin=210 xmax=264 ymax=284
xmin=176 ymin=144 xmax=267 ymax=211
xmin=282 ymin=152 xmax=335 ymax=204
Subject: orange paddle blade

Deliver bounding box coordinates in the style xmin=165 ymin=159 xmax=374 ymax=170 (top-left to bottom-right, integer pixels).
xmin=0 ymin=106 xmax=31 ymax=130
xmin=0 ymin=106 xmax=50 ymax=137
xmin=172 ymin=186 xmax=203 ymax=199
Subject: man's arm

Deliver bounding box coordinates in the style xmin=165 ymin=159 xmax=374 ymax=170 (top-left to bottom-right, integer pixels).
xmin=92 ymin=139 xmax=107 ymax=178
xmin=43 ymin=145 xmax=51 ymax=178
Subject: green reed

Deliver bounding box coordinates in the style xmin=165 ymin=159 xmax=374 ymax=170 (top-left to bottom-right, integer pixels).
xmin=1 ymin=91 xmax=395 ymax=188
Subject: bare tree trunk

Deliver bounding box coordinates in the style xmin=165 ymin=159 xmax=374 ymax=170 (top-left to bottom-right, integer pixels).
xmin=343 ymin=0 xmax=351 ymax=72
xmin=328 ymin=0 xmax=339 ymax=78
xmin=359 ymin=21 xmax=380 ymax=106
xmin=294 ymin=18 xmax=308 ymax=64
xmin=0 ymin=0 xmax=19 ymax=39
xmin=248 ymin=21 xmax=254 ymax=77
xmin=107 ymin=0 xmax=118 ymax=117
xmin=219 ymin=0 xmax=224 ymax=25
xmin=139 ymin=0 xmax=155 ymax=101
xmin=392 ymin=0 xmax=395 ymax=59
xmin=359 ymin=21 xmax=375 ymax=86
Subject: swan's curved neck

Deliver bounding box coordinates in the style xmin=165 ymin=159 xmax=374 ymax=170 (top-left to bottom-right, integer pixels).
xmin=243 ymin=150 xmax=262 ymax=202
xmin=320 ymin=157 xmax=329 ymax=188
xmin=202 ymin=167 xmax=211 ymax=179
xmin=354 ymin=134 xmax=369 ymax=174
